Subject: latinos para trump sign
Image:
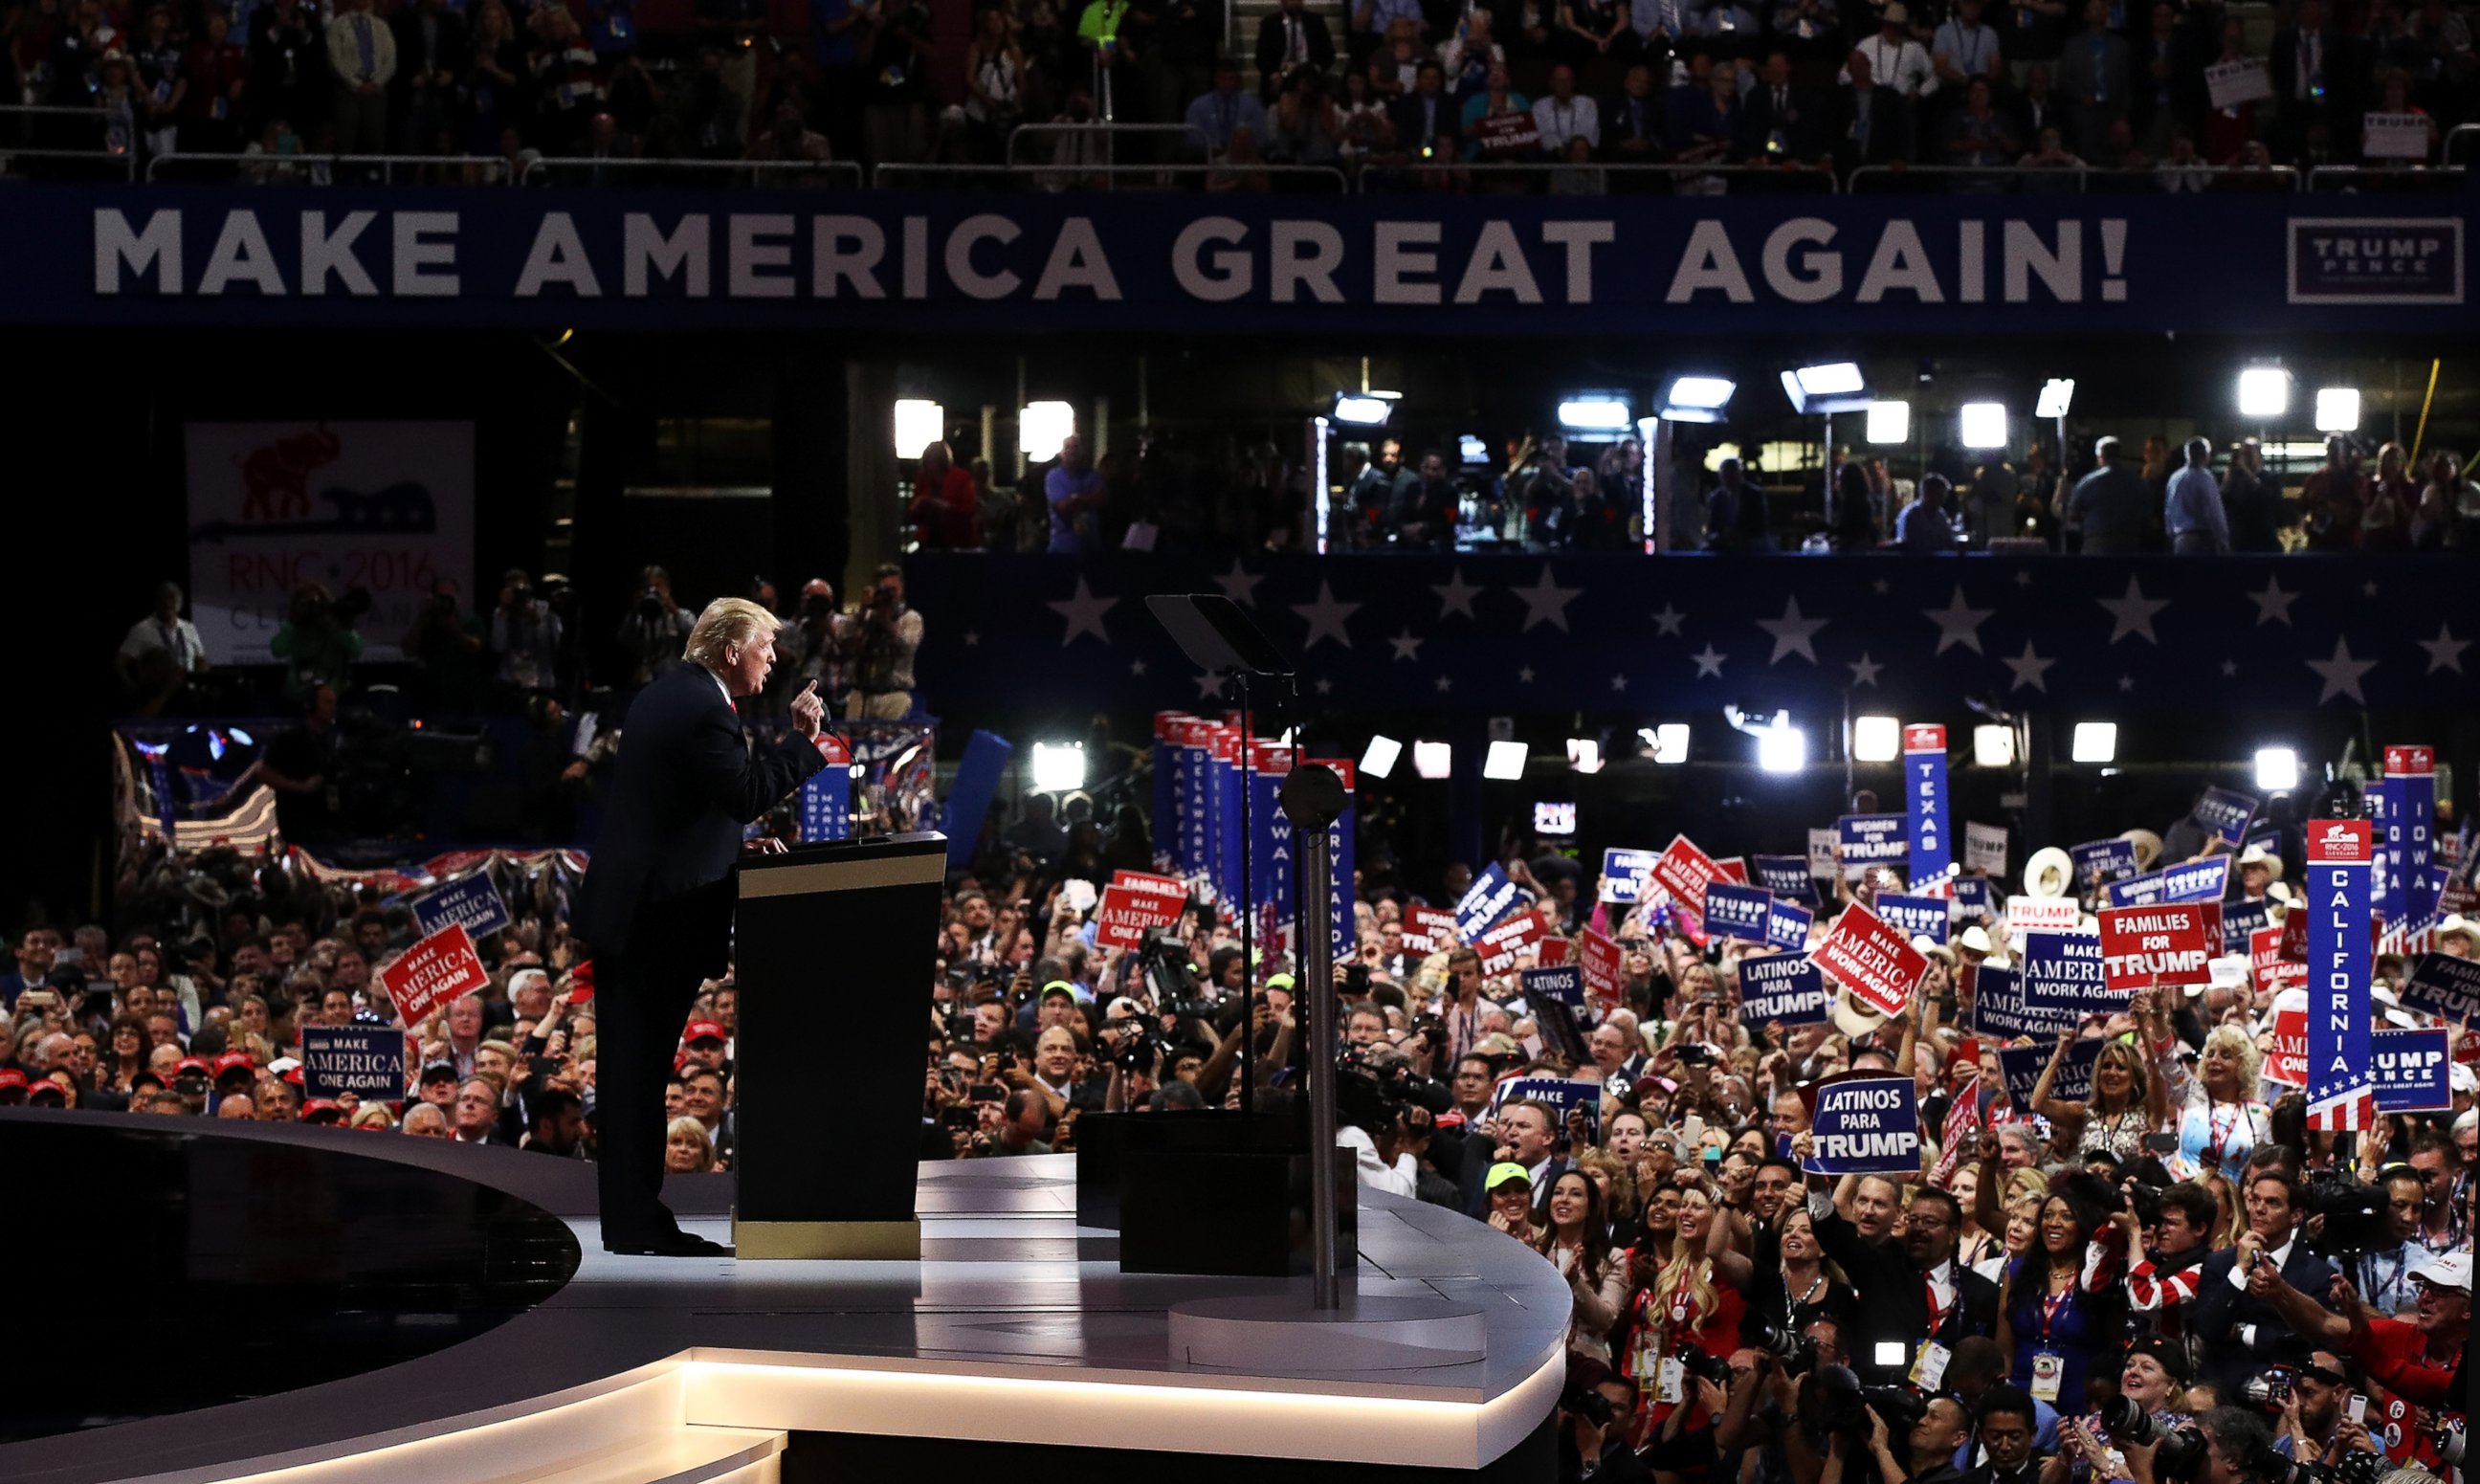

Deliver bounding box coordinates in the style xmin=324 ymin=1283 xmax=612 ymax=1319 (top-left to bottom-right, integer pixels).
xmin=183 ymin=421 xmax=474 ymax=664
xmin=1805 ymin=1075 xmax=1923 ymax=1175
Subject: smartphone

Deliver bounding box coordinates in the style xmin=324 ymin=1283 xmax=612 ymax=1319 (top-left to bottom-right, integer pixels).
xmin=968 ymin=1082 xmax=1006 ymax=1103
xmin=940 ymin=1107 xmax=977 ymax=1130
xmin=1680 ymin=1113 xmax=1706 ymax=1151
xmin=2347 ymin=1396 xmax=2367 ymax=1426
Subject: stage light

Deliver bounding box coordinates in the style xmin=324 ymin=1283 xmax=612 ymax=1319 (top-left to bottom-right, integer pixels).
xmin=1640 ymin=724 xmax=1691 ymax=764
xmin=2314 ymin=387 xmax=2360 ymax=433
xmin=1864 ymin=400 xmax=1910 ymax=445
xmin=1020 ymin=401 xmax=1074 ymax=461
xmin=1757 ymin=722 xmax=1806 ymax=774
xmin=1484 ymin=741 xmax=1528 ymax=781
xmin=2070 ymin=722 xmax=2117 ymax=764
xmin=2035 ymin=378 xmax=2076 ymax=419
xmin=1412 ymin=742 xmax=1453 ymax=780
xmin=894 ymin=399 xmax=944 ymax=457
xmin=1657 ymin=375 xmax=1736 ymax=424
xmin=1972 ymin=724 xmax=2016 ymax=767
xmin=1851 ymin=716 xmax=1900 ymax=763
xmin=1361 ymin=735 xmax=1402 ymax=781
xmin=1030 ymin=742 xmax=1086 ymax=793
xmin=2254 ymin=746 xmax=2299 ymax=792
xmin=1566 ymin=739 xmax=1603 ymax=774
xmin=1557 ymin=394 xmax=1633 ymax=433
xmin=2237 ymin=367 xmax=2291 ymax=420
xmin=1781 ymin=362 xmax=1871 ymax=414
xmin=1458 ymin=434 xmax=1490 ymax=465
xmin=1959 ymin=402 xmax=2008 ymax=450
xmin=1331 ymin=390 xmax=1400 ymax=427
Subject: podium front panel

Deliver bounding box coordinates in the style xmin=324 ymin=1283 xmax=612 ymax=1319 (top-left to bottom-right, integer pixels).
xmin=733 ymin=831 xmax=944 ymax=1258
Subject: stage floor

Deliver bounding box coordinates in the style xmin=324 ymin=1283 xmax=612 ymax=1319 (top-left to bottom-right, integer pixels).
xmin=0 ymin=1109 xmax=1566 ymax=1484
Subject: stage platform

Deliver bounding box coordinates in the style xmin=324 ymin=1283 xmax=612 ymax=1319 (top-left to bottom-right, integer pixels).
xmin=0 ymin=1109 xmax=1566 ymax=1484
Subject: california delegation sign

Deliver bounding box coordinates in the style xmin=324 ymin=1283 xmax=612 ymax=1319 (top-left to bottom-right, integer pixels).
xmin=2306 ymin=818 xmax=2375 ymax=1132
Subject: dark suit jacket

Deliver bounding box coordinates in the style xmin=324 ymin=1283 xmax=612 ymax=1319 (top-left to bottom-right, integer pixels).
xmin=1606 ymin=89 xmax=1664 ymax=152
xmin=2184 ymin=1241 xmax=2339 ymax=1402
xmin=1739 ymin=80 xmax=1825 ymax=161
xmin=1389 ymin=89 xmax=1457 ymax=153
xmin=2269 ymin=26 xmax=2346 ymax=110
xmin=1812 ymin=1207 xmax=1995 ymax=1380
xmin=1253 ymin=9 xmax=1336 ymax=85
xmin=390 ymin=6 xmax=469 ymax=92
xmin=1457 ymin=1149 xmax=1570 ymax=1219
xmin=1833 ymin=82 xmax=1912 ymax=168
xmin=573 ymin=665 xmax=830 ymax=958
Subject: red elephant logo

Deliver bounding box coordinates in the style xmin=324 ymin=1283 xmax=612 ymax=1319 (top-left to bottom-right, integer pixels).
xmin=233 ymin=423 xmax=343 ymax=521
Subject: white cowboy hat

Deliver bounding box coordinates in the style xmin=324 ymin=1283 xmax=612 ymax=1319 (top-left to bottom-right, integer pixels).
xmin=2438 ymin=915 xmax=2479 ymax=949
xmin=2119 ymin=829 xmax=2164 ymax=872
xmin=2023 ymin=846 xmax=2074 ymax=899
xmin=1831 ymin=986 xmax=1891 ymax=1038
xmin=2237 ymin=845 xmax=2284 ymax=882
xmin=1957 ymin=924 xmax=1996 ymax=956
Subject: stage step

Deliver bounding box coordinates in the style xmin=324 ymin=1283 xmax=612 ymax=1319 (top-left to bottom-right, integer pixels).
xmin=481 ymin=1425 xmax=786 ymax=1484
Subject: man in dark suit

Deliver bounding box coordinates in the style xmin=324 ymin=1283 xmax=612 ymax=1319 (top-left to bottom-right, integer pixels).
xmin=2270 ymin=0 xmax=2354 ymax=160
xmin=1808 ymin=1171 xmax=1989 ymax=1384
xmin=1253 ymin=0 xmax=1335 ymax=98
xmin=1388 ymin=58 xmax=1457 ymax=157
xmin=1739 ymin=49 xmax=1824 ymax=161
xmin=1834 ymin=47 xmax=1913 ymax=171
xmin=1455 ymin=1098 xmax=1570 ymax=1218
xmin=576 ymin=597 xmax=830 ymax=1255
xmin=390 ymin=0 xmax=467 ymax=152
xmin=2181 ymin=1168 xmax=2339 ymax=1402
xmin=1905 ymin=1186 xmax=2003 ymax=1359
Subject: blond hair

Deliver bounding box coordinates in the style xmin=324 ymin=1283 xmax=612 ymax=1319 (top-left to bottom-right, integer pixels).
xmin=2203 ymin=1023 xmax=2262 ymax=1103
xmin=685 ymin=598 xmax=777 ymax=670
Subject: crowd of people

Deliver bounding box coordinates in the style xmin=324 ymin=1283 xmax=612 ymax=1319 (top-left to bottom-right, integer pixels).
xmin=9 ymin=0 xmax=2471 ymax=186
xmin=903 ymin=424 xmax=2480 ymax=555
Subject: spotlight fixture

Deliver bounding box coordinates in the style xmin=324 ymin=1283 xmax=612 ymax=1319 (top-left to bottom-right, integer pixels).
xmin=1331 ymin=390 xmax=1401 ymax=427
xmin=1959 ymin=402 xmax=2008 ymax=450
xmin=1656 ymin=375 xmax=1736 ymax=424
xmin=1757 ymin=722 xmax=1807 ymax=775
xmin=2071 ymin=722 xmax=2117 ymax=764
xmin=1566 ymin=739 xmax=1604 ymax=774
xmin=1483 ymin=741 xmax=1528 ymax=781
xmin=894 ymin=399 xmax=944 ymax=457
xmin=1851 ymin=716 xmax=1900 ymax=763
xmin=1412 ymin=742 xmax=1453 ymax=781
xmin=1361 ymin=736 xmax=1402 ymax=780
xmin=1971 ymin=724 xmax=2016 ymax=767
xmin=1020 ymin=401 xmax=1074 ymax=461
xmin=2034 ymin=378 xmax=2076 ymax=419
xmin=1030 ymin=741 xmax=1086 ymax=793
xmin=1780 ymin=362 xmax=1871 ymax=415
xmin=2236 ymin=367 xmax=2292 ymax=420
xmin=2254 ymin=746 xmax=2299 ymax=792
xmin=1640 ymin=723 xmax=1691 ymax=764
xmin=2314 ymin=387 xmax=2360 ymax=433
xmin=1864 ymin=400 xmax=1911 ymax=445
xmin=1557 ymin=394 xmax=1634 ymax=433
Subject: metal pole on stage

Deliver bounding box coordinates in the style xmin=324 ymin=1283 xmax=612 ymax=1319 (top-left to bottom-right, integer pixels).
xmin=1281 ymin=762 xmax=1346 ymax=1311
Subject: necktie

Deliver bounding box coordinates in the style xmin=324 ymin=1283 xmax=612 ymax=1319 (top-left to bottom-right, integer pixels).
xmin=1287 ymin=16 xmax=1304 ymax=65
xmin=1776 ymin=85 xmax=1786 ymax=112
xmin=353 ymin=13 xmax=373 ymax=78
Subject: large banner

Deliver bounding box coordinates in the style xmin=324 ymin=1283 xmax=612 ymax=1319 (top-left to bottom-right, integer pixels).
xmin=182 ymin=421 xmax=474 ymax=664
xmin=2306 ymin=818 xmax=2375 ymax=1131
xmin=40 ymin=189 xmax=2464 ymax=333
xmin=1904 ymin=724 xmax=1952 ymax=883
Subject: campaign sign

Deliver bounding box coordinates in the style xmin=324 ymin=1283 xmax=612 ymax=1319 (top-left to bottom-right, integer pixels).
xmin=1928 ymin=1079 xmax=1984 ymax=1187
xmin=2022 ymin=931 xmax=2119 ymax=1017
xmin=2266 ymin=988 xmax=2310 ymax=1088
xmin=1581 ymin=929 xmax=1624 ymax=1010
xmin=1877 ymin=893 xmax=1949 ymax=945
xmin=2401 ymin=950 xmax=2480 ymax=1023
xmin=1904 ymin=724 xmax=1952 ymax=880
xmin=2098 ymin=904 xmax=2218 ymax=989
xmin=1716 ymin=856 xmax=1749 ymax=883
xmin=1839 ymin=814 xmax=1909 ymax=878
xmin=2222 ymin=898 xmax=2272 ymax=954
xmin=2005 ymin=896 xmax=2083 ymax=935
xmin=1807 ymin=829 xmax=1840 ymax=880
xmin=1807 ymin=1075 xmax=1923 ymax=1176
xmin=1998 ymin=1036 xmax=2099 ymax=1112
xmin=1096 ymin=875 xmax=1186 ymax=949
xmin=1401 ymin=904 xmax=1457 ymax=956
xmin=2373 ymin=1028 xmax=2452 ymax=1113
xmin=1739 ymin=952 xmax=1830 ymax=1029
xmin=1650 ymin=834 xmax=1729 ymax=918
xmin=1537 ymin=936 xmax=1571 ymax=966
xmin=1754 ymin=854 xmax=1817 ymax=904
xmin=2386 ymin=746 xmax=2438 ymax=925
xmin=2368 ymin=779 xmax=2407 ymax=931
xmin=1703 ymin=881 xmax=1775 ymax=942
xmin=1522 ymin=964 xmax=1584 ymax=1009
xmin=1952 ymin=876 xmax=1992 ymax=921
xmin=1811 ymin=903 xmax=1929 ymax=1017
xmin=1972 ymin=963 xmax=2079 ymax=1038
xmin=376 ymin=923 xmax=489 ymax=1026
xmin=797 ymin=765 xmax=852 ymax=844
xmin=1600 ymin=848 xmax=1658 ymax=905
xmin=1475 ymin=913 xmax=1545 ymax=976
xmin=299 ymin=1025 xmax=408 ymax=1100
xmin=2251 ymin=925 xmax=2307 ymax=997
xmin=2070 ymin=838 xmax=2141 ymax=888
xmin=2105 ymin=857 xmax=2231 ymax=909
xmin=410 ymin=872 xmax=511 ymax=944
xmin=2193 ymin=786 xmax=2260 ymax=846
xmin=1459 ymin=863 xmax=1526 ymax=939
xmin=1965 ymin=822 xmax=2008 ymax=877
xmin=1491 ymin=1075 xmax=1603 ymax=1147
xmin=2306 ymin=818 xmax=2376 ymax=1131
xmin=1765 ymin=897 xmax=1814 ymax=953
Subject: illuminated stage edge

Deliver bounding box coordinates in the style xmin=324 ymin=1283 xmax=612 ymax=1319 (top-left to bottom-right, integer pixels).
xmin=0 ymin=1112 xmax=1566 ymax=1484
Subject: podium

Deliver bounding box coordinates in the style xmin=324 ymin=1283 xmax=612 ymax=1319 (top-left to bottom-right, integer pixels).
xmin=732 ymin=831 xmax=945 ymax=1259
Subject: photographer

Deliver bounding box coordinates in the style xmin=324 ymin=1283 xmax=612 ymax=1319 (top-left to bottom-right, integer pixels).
xmin=2265 ymin=1350 xmax=2382 ymax=1466
xmin=270 ymin=581 xmax=365 ymax=705
xmin=2119 ymin=1183 xmax=2221 ymax=1334
xmin=1832 ymin=1394 xmax=1971 ymax=1484
xmin=2119 ymin=1406 xmax=2271 ymax=1484
xmin=1337 ymin=1045 xmax=1428 ymax=1198
xmin=490 ymin=567 xmax=563 ymax=697
xmin=840 ymin=564 xmax=921 ymax=720
xmin=399 ymin=577 xmax=486 ymax=713
xmin=1558 ymin=1359 xmax=1650 ymax=1484
xmin=255 ymin=683 xmax=345 ymax=843
xmin=783 ymin=578 xmax=852 ymax=717
xmin=613 ymin=565 xmax=693 ymax=687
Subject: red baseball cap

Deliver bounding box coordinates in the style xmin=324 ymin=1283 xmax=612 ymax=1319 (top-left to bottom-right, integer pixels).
xmin=683 ymin=1020 xmax=728 ymax=1046
xmin=175 ymin=1056 xmax=213 ymax=1080
xmin=0 ymin=1068 xmax=27 ymax=1092
xmin=24 ymin=1078 xmax=66 ymax=1103
xmin=282 ymin=1066 xmax=305 ymax=1086
xmin=213 ymin=1052 xmax=256 ymax=1080
xmin=301 ymin=1099 xmax=344 ymax=1123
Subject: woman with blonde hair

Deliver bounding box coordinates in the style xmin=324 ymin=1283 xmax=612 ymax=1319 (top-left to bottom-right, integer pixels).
xmin=1615 ymin=1176 xmax=1750 ymax=1451
xmin=665 ymin=1116 xmax=718 ymax=1174
xmin=352 ymin=1103 xmax=397 ymax=1131
xmin=2032 ymin=1018 xmax=2166 ymax=1163
xmin=2154 ymin=1008 xmax=2270 ymax=1182
xmin=1575 ymin=1147 xmax=1640 ymax=1249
